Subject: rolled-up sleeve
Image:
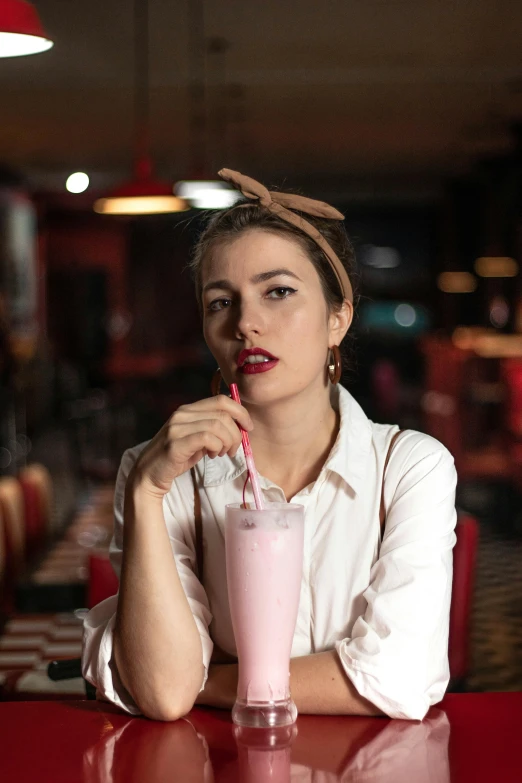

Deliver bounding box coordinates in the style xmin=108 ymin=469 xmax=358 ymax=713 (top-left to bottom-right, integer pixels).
xmin=336 ymin=438 xmax=457 ymax=720
xmin=82 ymin=446 xmax=214 ymax=714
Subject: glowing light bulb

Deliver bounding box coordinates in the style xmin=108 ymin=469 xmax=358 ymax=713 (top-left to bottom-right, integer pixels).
xmin=66 ymin=172 xmax=89 ymax=193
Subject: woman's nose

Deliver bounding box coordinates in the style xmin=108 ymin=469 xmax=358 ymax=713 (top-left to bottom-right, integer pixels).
xmin=234 ymin=299 xmax=265 ymax=340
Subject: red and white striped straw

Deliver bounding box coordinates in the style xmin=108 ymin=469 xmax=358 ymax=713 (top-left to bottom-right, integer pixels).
xmin=229 ymin=384 xmax=265 ymax=510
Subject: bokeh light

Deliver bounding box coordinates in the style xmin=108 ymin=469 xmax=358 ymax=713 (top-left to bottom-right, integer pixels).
xmin=394 ymin=303 xmax=417 ymax=328
xmin=66 ymin=172 xmax=90 ymax=194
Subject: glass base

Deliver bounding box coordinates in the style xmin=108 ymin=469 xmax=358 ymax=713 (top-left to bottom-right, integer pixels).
xmin=234 ymin=724 xmax=298 ymax=748
xmin=232 ymin=698 xmax=298 ymax=728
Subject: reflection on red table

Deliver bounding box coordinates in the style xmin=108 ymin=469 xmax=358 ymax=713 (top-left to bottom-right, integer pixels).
xmin=1 ymin=693 xmax=521 ymax=782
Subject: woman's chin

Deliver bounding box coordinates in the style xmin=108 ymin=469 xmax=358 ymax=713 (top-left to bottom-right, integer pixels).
xmin=235 ymin=375 xmax=313 ymax=407
xmin=233 ymin=374 xmax=282 ymax=402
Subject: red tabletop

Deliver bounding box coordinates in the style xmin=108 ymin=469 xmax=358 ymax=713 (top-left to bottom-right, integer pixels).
xmin=1 ymin=693 xmax=521 ymax=782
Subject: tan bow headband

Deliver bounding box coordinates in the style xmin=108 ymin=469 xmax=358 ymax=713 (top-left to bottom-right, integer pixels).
xmin=218 ymin=168 xmax=353 ymax=303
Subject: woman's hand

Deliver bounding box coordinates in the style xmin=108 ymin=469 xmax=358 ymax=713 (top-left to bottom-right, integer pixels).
xmin=128 ymin=394 xmax=253 ymax=500
xmin=195 ymin=662 xmax=238 ymax=710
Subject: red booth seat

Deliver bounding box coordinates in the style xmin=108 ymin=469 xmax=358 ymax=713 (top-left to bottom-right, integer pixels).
xmin=449 ymin=514 xmax=479 ymax=684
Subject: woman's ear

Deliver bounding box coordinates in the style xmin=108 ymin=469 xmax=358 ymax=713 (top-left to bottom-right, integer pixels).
xmin=329 ymin=299 xmax=353 ymax=345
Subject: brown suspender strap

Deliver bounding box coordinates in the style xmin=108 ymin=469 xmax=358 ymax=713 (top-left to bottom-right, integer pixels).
xmin=379 ymin=430 xmax=403 ymax=537
xmin=191 ymin=468 xmax=236 ymax=664
xmin=190 ymin=467 xmax=204 ymax=580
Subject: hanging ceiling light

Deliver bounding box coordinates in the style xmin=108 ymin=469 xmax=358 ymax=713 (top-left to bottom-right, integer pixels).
xmin=172 ymin=4 xmax=241 ymax=210
xmin=94 ymin=0 xmax=187 ymax=216
xmin=94 ymin=157 xmax=187 ymax=215
xmin=175 ymin=180 xmax=241 ymax=209
xmin=0 ymin=0 xmax=53 ymax=58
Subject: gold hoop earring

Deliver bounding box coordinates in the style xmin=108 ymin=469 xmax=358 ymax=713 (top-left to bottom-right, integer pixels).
xmin=211 ymin=368 xmax=224 ymax=397
xmin=328 ymin=345 xmax=342 ymax=385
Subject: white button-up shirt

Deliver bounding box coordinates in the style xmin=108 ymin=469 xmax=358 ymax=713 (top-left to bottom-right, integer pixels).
xmin=82 ymin=384 xmax=457 ymax=720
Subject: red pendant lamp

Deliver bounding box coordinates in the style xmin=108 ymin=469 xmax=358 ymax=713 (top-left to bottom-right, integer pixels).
xmin=0 ymin=0 xmax=53 ymax=57
xmin=94 ymin=0 xmax=187 ymax=215
xmin=94 ymin=154 xmax=187 ymax=216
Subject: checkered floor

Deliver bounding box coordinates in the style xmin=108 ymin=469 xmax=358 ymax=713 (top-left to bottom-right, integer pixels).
xmin=0 ymin=484 xmax=114 ymax=700
xmin=0 ymin=611 xmax=86 ymax=697
xmin=467 ymin=523 xmax=522 ymax=691
xmin=457 ymin=479 xmax=522 ymax=691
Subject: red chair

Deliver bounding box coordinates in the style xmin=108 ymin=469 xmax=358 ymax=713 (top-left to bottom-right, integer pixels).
xmin=87 ymin=552 xmax=119 ymax=609
xmin=0 ymin=477 xmax=26 ymax=612
xmin=46 ymin=553 xmax=119 ymax=695
xmin=18 ymin=464 xmax=53 ymax=538
xmin=0 ymin=502 xmax=5 ymax=607
xmin=449 ymin=513 xmax=479 ymax=688
xmin=17 ymin=473 xmax=44 ymax=559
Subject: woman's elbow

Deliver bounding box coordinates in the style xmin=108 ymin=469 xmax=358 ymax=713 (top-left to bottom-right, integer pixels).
xmin=137 ymin=687 xmax=198 ymax=722
xmin=140 ymin=699 xmax=192 ymax=722
xmin=139 ymin=666 xmax=206 ymax=721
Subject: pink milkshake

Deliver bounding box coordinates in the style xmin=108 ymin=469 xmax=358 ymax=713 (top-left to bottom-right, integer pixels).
xmin=225 ymin=502 xmax=304 ymax=728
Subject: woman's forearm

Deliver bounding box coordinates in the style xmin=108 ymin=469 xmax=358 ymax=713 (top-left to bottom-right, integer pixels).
xmin=196 ymin=650 xmax=382 ymax=716
xmin=113 ymin=480 xmax=204 ymax=721
xmin=195 ymin=662 xmax=238 ymax=709
xmin=290 ymin=650 xmax=383 ymax=716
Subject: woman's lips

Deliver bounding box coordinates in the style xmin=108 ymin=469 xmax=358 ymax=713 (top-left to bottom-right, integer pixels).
xmin=237 ymin=347 xmax=277 ymax=366
xmin=239 ymin=358 xmax=279 ymax=375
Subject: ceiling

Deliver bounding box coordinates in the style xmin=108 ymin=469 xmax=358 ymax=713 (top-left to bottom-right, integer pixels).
xmin=1 ymin=0 xmax=522 ymax=199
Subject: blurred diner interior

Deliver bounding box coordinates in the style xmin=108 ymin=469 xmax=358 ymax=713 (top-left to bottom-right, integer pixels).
xmin=1 ymin=0 xmax=522 ymax=709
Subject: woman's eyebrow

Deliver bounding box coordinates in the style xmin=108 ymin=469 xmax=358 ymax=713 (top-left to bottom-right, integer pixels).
xmin=203 ymin=268 xmax=301 ymax=294
xmin=251 ymin=268 xmax=302 ymax=284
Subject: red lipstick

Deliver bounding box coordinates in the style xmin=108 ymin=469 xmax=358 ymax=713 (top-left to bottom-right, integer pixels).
xmin=237 ymin=347 xmax=279 ymax=375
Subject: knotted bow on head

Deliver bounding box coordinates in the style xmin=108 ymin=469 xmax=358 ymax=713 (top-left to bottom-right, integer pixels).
xmin=218 ymin=168 xmax=353 ymax=303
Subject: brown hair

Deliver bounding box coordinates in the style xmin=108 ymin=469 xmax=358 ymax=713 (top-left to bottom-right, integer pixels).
xmin=189 ymin=198 xmax=359 ymax=365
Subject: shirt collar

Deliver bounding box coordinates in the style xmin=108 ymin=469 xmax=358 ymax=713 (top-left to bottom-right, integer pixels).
xmin=325 ymin=384 xmax=373 ymax=495
xmin=202 ymin=384 xmax=373 ymax=495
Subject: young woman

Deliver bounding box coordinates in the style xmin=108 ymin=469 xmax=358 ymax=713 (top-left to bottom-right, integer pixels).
xmin=82 ymin=169 xmax=457 ymax=722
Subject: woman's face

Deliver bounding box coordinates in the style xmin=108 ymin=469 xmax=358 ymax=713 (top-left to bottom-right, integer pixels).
xmin=201 ymin=229 xmax=351 ymax=405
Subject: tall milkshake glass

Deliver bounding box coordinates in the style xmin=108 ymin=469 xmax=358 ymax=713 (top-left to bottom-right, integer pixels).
xmin=225 ymin=501 xmax=305 ymax=728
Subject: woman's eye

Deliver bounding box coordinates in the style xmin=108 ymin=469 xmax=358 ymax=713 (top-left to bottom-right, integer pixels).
xmin=266 ymin=286 xmax=297 ymax=300
xmin=207 ymin=287 xmax=296 ymax=311
xmin=208 ymin=298 xmax=232 ymax=312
